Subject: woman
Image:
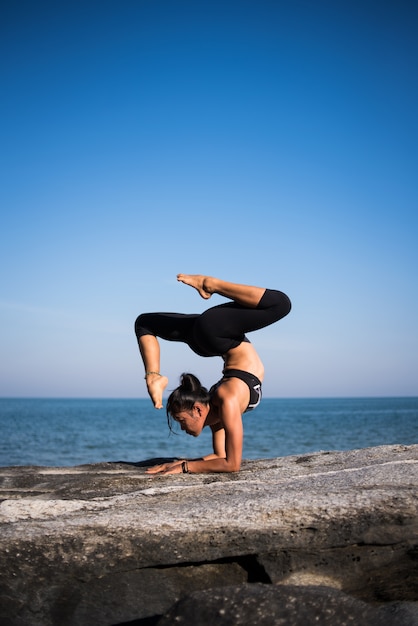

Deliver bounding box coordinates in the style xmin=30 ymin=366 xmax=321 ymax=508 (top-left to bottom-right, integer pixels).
xmin=134 ymin=274 xmax=291 ymax=474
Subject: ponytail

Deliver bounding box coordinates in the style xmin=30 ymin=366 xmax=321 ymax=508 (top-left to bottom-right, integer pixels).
xmin=166 ymin=373 xmax=210 ymax=431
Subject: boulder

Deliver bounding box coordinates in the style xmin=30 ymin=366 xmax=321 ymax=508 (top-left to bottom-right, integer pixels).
xmin=157 ymin=584 xmax=418 ymax=626
xmin=0 ymin=444 xmax=417 ymax=625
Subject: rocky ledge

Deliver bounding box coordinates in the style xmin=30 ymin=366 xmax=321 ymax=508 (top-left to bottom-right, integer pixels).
xmin=0 ymin=444 xmax=417 ymax=626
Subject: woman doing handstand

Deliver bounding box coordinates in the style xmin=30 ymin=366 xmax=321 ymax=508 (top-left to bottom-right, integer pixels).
xmin=134 ymin=274 xmax=291 ymax=474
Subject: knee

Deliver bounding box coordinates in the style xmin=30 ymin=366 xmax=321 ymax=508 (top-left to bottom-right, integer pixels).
xmin=259 ymin=289 xmax=292 ymax=318
xmin=134 ymin=314 xmax=147 ymax=338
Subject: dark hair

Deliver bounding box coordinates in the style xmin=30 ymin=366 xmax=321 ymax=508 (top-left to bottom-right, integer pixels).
xmin=166 ymin=373 xmax=211 ymax=432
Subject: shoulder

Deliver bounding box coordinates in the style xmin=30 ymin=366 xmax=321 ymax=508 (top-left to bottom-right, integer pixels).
xmin=211 ymin=378 xmax=248 ymax=420
xmin=212 ymin=378 xmax=243 ymax=405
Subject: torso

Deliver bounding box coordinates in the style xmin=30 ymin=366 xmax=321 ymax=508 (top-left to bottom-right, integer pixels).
xmin=222 ymin=341 xmax=264 ymax=381
xmin=204 ymin=341 xmax=264 ymax=427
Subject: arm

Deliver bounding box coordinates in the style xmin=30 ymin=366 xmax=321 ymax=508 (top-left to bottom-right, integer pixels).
xmin=188 ymin=400 xmax=242 ymax=472
xmin=146 ymin=394 xmax=243 ymax=474
xmin=145 ymin=426 xmax=226 ymax=474
xmin=202 ymin=423 xmax=226 ymax=460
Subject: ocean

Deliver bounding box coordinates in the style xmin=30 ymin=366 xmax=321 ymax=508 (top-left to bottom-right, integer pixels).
xmin=0 ymin=397 xmax=417 ymax=467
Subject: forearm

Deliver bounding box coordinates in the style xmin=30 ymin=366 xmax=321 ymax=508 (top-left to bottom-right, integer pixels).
xmin=187 ymin=456 xmax=240 ymax=473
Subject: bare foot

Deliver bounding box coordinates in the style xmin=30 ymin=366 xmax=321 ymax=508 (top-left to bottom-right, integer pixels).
xmin=146 ymin=374 xmax=168 ymax=409
xmin=177 ymin=274 xmax=212 ymax=299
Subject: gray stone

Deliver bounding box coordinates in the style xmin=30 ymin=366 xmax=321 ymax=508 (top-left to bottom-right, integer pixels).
xmin=380 ymin=601 xmax=418 ymax=626
xmin=0 ymin=444 xmax=417 ymax=625
xmin=156 ymin=584 xmax=385 ymax=626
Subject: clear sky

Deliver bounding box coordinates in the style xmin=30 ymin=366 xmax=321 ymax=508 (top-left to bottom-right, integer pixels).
xmin=1 ymin=0 xmax=417 ymax=399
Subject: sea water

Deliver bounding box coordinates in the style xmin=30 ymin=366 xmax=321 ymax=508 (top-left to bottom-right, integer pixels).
xmin=0 ymin=397 xmax=417 ymax=467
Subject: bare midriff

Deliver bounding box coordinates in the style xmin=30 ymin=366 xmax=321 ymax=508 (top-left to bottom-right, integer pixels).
xmin=222 ymin=342 xmax=264 ymax=381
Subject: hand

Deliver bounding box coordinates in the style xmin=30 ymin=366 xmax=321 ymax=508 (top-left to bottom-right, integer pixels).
xmin=145 ymin=461 xmax=184 ymax=475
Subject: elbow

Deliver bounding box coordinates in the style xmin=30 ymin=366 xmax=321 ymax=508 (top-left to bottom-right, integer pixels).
xmin=227 ymin=459 xmax=241 ymax=473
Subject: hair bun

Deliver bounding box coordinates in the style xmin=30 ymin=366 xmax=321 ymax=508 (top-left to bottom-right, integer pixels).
xmin=180 ymin=373 xmax=203 ymax=393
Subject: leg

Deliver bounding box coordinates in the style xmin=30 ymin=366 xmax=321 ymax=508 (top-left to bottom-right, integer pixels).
xmin=138 ymin=335 xmax=168 ymax=409
xmin=189 ymin=285 xmax=292 ymax=357
xmin=177 ymin=274 xmax=265 ymax=307
xmin=135 ymin=312 xmax=199 ymax=408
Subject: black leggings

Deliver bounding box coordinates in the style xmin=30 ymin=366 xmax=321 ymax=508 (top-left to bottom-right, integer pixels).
xmin=135 ymin=289 xmax=291 ymax=358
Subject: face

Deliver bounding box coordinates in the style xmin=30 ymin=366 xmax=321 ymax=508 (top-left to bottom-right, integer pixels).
xmin=173 ymin=403 xmax=208 ymax=437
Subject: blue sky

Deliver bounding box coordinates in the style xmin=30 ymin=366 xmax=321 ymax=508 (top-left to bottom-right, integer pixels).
xmin=1 ymin=0 xmax=417 ymax=398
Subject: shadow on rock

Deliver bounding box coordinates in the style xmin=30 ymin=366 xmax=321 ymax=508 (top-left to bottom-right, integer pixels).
xmin=111 ymin=458 xmax=179 ymax=468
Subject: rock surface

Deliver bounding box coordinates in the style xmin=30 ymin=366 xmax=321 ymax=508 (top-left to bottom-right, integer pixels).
xmin=157 ymin=584 xmax=418 ymax=626
xmin=0 ymin=444 xmax=417 ymax=626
